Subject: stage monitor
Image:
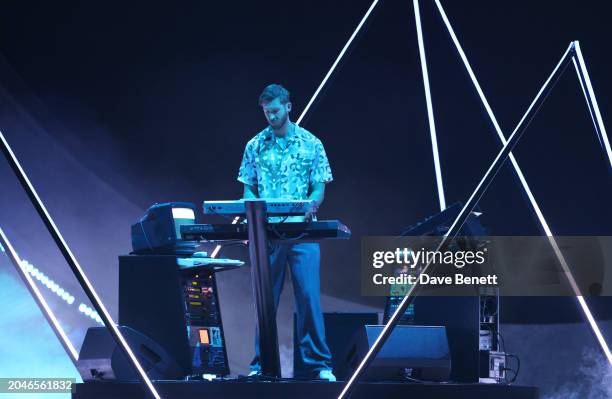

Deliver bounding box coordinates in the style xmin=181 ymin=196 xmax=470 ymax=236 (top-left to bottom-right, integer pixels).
xmin=131 ymin=202 xmax=198 ymax=255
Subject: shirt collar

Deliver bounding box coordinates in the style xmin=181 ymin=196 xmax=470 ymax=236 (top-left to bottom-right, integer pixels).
xmin=263 ymin=123 xmax=304 ymax=145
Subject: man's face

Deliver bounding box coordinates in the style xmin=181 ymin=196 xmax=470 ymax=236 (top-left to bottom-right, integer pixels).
xmin=261 ymin=97 xmax=291 ymax=130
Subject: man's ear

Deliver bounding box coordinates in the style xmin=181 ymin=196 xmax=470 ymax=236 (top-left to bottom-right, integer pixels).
xmin=286 ymin=102 xmax=292 ymax=112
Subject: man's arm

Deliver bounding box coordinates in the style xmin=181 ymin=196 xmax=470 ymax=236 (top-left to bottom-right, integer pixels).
xmin=243 ymin=184 xmax=259 ymax=199
xmin=305 ymin=182 xmax=326 ymax=222
xmin=306 ymin=138 xmax=332 ymax=221
xmin=308 ymin=182 xmax=325 ymax=207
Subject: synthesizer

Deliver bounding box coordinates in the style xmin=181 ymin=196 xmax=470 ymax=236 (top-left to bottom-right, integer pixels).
xmin=203 ymin=199 xmax=315 ymax=215
xmin=399 ymin=202 xmax=486 ymax=236
xmin=181 ymin=220 xmax=351 ymax=241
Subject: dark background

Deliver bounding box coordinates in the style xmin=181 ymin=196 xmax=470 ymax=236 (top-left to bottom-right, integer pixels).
xmin=1 ymin=0 xmax=610 ymax=234
xmin=0 ymin=0 xmax=611 ymax=379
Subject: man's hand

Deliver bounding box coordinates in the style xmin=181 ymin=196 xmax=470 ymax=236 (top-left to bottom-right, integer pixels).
xmin=306 ymin=183 xmax=325 ymax=223
xmin=304 ymin=202 xmax=319 ymax=223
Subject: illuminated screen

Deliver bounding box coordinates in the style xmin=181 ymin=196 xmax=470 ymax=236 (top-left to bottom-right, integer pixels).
xmin=172 ymin=207 xmax=195 ymax=239
xmin=199 ymin=329 xmax=210 ymax=345
xmin=172 ymin=208 xmax=195 ymax=220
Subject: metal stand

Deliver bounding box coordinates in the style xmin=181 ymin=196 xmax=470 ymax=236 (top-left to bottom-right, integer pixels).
xmin=245 ymin=200 xmax=281 ymax=377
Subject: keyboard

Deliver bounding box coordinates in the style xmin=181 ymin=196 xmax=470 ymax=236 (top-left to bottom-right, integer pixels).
xmin=181 ymin=220 xmax=351 ymax=241
xmin=203 ymin=199 xmax=315 ymax=215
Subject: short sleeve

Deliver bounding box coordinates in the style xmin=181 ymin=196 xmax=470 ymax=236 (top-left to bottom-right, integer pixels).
xmin=237 ymin=142 xmax=258 ymax=185
xmin=310 ymin=140 xmax=333 ymax=184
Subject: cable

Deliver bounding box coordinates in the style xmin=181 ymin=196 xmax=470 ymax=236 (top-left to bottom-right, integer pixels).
xmin=268 ymin=200 xmax=314 ymax=240
xmin=402 ymin=375 xmax=426 ymax=384
xmin=270 ymin=224 xmax=307 ymax=241
xmin=503 ymin=354 xmax=520 ymax=384
xmin=496 ymin=332 xmax=520 ymax=384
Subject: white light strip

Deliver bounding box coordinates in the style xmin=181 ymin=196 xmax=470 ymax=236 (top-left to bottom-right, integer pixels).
xmin=573 ymin=41 xmax=612 ymax=167
xmin=79 ymin=303 xmax=104 ymax=325
xmin=434 ymin=0 xmax=505 ymax=142
xmin=547 ymin=238 xmax=612 ymax=363
xmin=0 ymin=131 xmax=162 ymax=399
xmin=0 ymin=228 xmax=79 ymax=362
xmin=414 ymin=0 xmax=446 ymax=211
xmin=15 ymin=258 xmax=108 ymax=326
xmin=341 ymin=9 xmax=611 ymax=397
xmin=572 ymin=57 xmax=600 ymax=142
xmin=434 ymin=0 xmax=611 ymax=364
xmin=21 ymin=260 xmax=76 ymax=305
xmin=296 ymin=0 xmax=380 ymax=125
xmin=434 ymin=0 xmax=571 ymax=237
xmin=210 ymin=216 xmax=240 ymax=258
xmin=210 ymin=245 xmax=221 ymax=258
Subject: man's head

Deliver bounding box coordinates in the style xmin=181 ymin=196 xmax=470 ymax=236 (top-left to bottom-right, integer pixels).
xmin=259 ymin=84 xmax=292 ymax=131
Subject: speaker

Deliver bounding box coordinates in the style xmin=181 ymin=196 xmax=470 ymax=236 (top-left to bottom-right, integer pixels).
xmin=293 ymin=312 xmax=378 ymax=379
xmin=414 ymin=296 xmax=480 ymax=382
xmin=119 ymin=255 xmax=193 ymax=377
xmin=338 ymin=325 xmax=451 ymax=382
xmin=77 ymin=326 xmax=184 ymax=381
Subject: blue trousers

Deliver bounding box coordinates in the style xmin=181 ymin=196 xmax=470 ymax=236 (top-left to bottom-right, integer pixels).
xmin=250 ymin=242 xmax=333 ymax=376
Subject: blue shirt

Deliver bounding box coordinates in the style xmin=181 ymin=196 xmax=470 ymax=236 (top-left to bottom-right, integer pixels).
xmin=237 ymin=124 xmax=333 ymax=200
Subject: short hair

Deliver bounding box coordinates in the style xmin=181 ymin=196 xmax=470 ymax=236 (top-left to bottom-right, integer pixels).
xmin=258 ymin=84 xmax=290 ymax=105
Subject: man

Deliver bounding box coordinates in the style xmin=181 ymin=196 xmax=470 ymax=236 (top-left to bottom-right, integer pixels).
xmin=237 ymin=84 xmax=336 ymax=381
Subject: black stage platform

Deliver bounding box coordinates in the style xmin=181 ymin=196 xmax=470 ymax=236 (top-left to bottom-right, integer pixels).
xmin=73 ymin=380 xmax=538 ymax=399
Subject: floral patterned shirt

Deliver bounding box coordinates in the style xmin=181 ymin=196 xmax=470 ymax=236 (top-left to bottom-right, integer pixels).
xmin=237 ymin=124 xmax=333 ymax=200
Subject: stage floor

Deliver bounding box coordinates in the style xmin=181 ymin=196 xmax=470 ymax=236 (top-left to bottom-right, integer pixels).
xmin=73 ymin=380 xmax=538 ymax=399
